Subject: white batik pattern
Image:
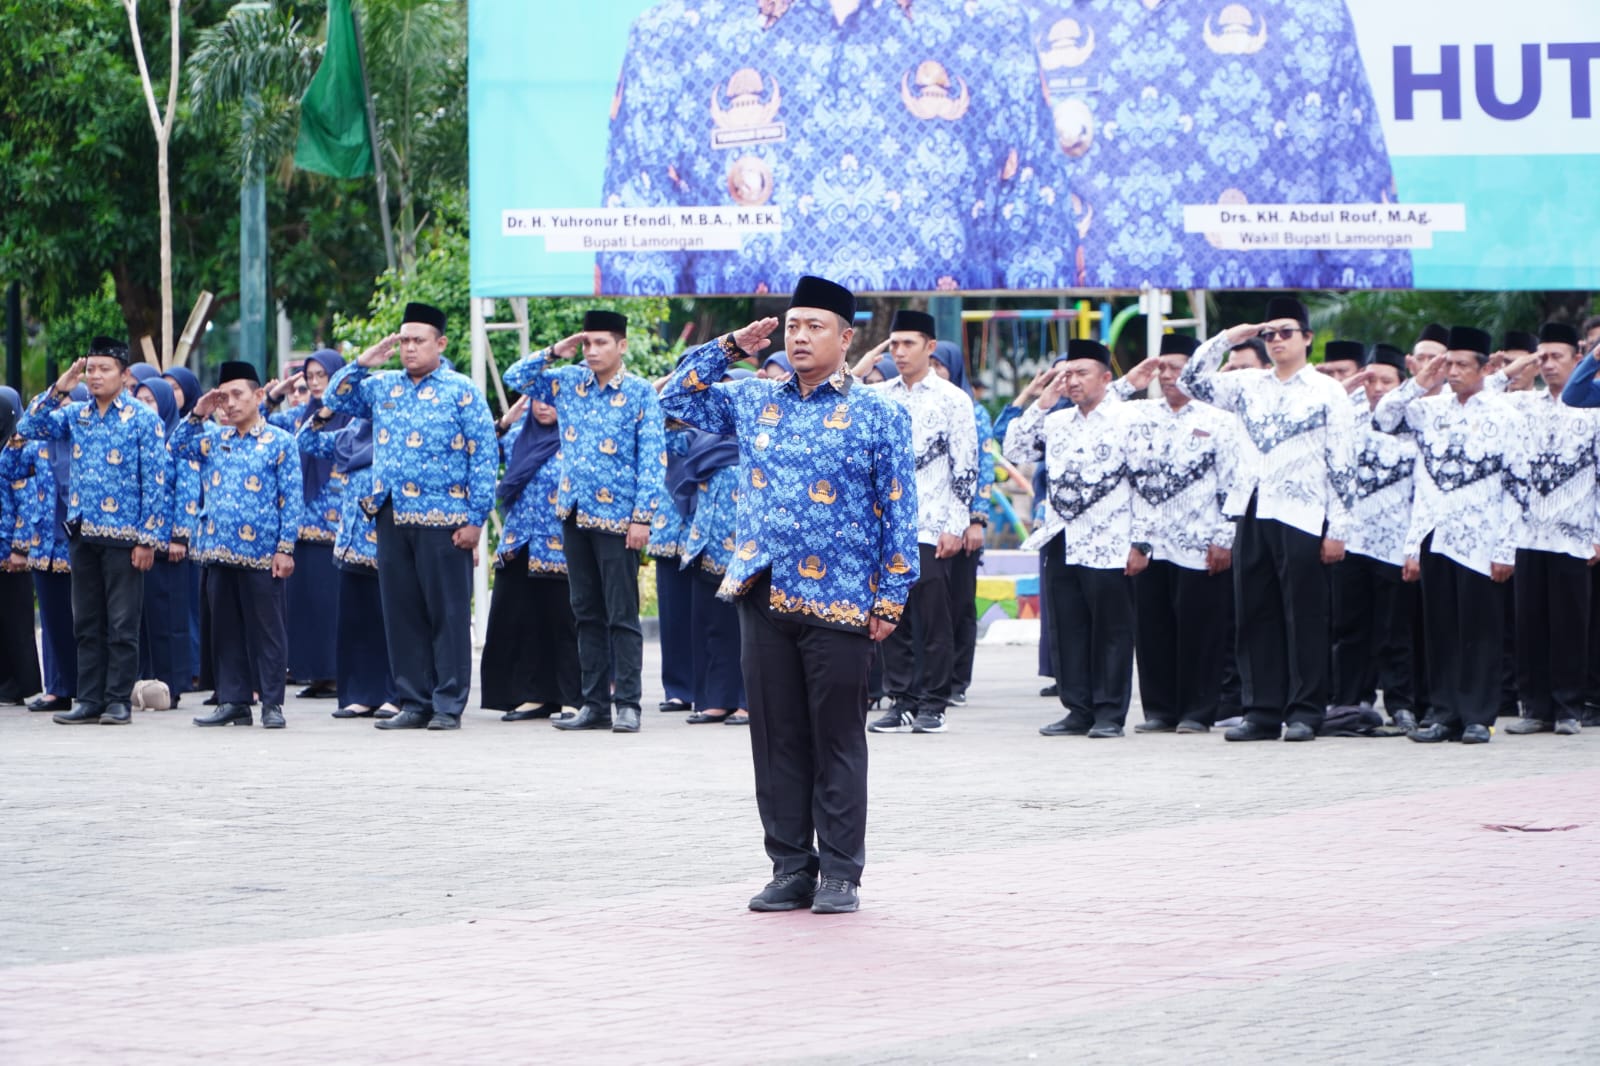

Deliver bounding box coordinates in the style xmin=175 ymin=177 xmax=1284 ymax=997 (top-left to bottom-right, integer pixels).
xmin=869 ymin=374 xmax=979 ymax=545
xmin=1124 ymin=399 xmax=1241 ymax=572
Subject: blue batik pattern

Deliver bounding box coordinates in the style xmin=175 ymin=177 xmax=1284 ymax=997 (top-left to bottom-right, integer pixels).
xmin=295 ymin=422 xmax=380 ymax=572
xmin=323 ymin=364 xmax=499 ymax=529
xmin=1 ymin=438 xmax=33 ymax=562
xmin=6 ymin=439 xmax=67 ymax=571
xmin=973 ymin=402 xmax=996 ymax=522
xmin=648 ymin=425 xmax=691 ymax=558
xmin=682 ymin=464 xmax=742 ymax=576
xmin=504 ymin=352 xmax=667 ymax=536
xmin=170 ymin=419 xmax=302 ymax=570
xmin=662 ymin=336 xmax=919 ymax=630
xmin=496 ymin=452 xmax=568 ymax=576
xmin=1020 ymin=0 xmax=1409 ymax=289
xmin=169 ymin=445 xmax=204 ymax=547
xmin=601 ymin=0 xmax=1075 ymax=295
xmin=17 ymin=391 xmax=169 ymax=548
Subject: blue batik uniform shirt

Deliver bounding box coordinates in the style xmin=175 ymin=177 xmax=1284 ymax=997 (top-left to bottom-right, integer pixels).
xmin=170 ymin=418 xmax=302 ymax=570
xmin=662 ymin=336 xmax=920 ymax=631
xmin=504 ymin=351 xmax=667 ymax=536
xmin=1020 ymin=0 xmax=1409 ymax=289
xmin=602 ymin=0 xmax=1076 ymax=295
xmin=323 ymin=362 xmax=499 ymax=529
xmin=494 ymin=432 xmax=569 ymax=576
xmin=17 ymin=390 xmax=169 ymax=548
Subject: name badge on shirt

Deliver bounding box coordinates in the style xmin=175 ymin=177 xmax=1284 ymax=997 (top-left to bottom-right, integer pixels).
xmin=710 ymin=68 xmax=787 ymax=150
xmin=757 ymin=403 xmax=782 ymax=427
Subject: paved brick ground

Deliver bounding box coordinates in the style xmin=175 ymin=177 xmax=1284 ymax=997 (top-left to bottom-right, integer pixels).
xmin=2 ymin=641 xmax=1596 ymax=1064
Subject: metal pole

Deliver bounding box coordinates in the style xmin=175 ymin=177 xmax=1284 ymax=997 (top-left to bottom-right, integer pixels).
xmin=5 ymin=281 xmax=20 ymax=391
xmin=239 ymin=171 xmax=268 ymax=375
xmin=469 ymin=296 xmax=491 ymax=647
xmin=350 ymin=5 xmax=398 ymax=274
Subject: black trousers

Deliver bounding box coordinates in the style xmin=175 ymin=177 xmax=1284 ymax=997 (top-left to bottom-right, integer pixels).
xmin=1234 ymin=508 xmax=1328 ymax=730
xmin=655 ymin=557 xmax=696 ymax=705
xmin=1513 ymin=549 xmax=1591 ymax=723
xmin=1133 ymin=559 xmax=1230 ymax=727
xmin=1046 ymin=543 xmax=1135 ymax=728
xmin=1498 ymin=578 xmax=1520 ymax=716
xmin=690 ymin=566 xmax=744 ymax=710
xmin=880 ymin=544 xmax=954 ymax=717
xmin=948 ymin=548 xmax=981 ymax=693
xmin=0 ymin=570 xmax=41 ymax=701
xmin=35 ymin=570 xmax=75 ymax=698
xmin=375 ymin=506 xmax=474 ymax=717
xmin=479 ymin=548 xmax=580 ymax=711
xmin=287 ymin=541 xmax=338 ymax=681
xmin=1419 ymin=538 xmax=1502 ymax=730
xmin=69 ymin=539 xmax=145 ymax=709
xmin=739 ymin=574 xmax=873 ymax=884
xmin=1037 ymin=546 xmax=1056 ymax=679
xmin=562 ymin=517 xmax=643 ymax=711
xmin=1330 ymin=553 xmax=1416 ymax=712
xmin=139 ymin=555 xmax=193 ymax=697
xmin=205 ymin=564 xmax=288 ymax=706
xmin=336 ymin=567 xmax=397 ymax=709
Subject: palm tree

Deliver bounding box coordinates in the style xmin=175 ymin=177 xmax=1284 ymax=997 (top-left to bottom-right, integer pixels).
xmin=1309 ymin=290 xmax=1595 ymax=346
xmin=187 ymin=4 xmax=316 ymax=183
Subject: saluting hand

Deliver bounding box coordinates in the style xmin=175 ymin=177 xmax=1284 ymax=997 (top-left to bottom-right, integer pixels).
xmin=1014 ymin=364 xmax=1056 ymax=407
xmin=1224 ymin=322 xmax=1266 ymax=346
xmin=849 ymin=338 xmax=891 ymax=378
xmin=551 ymin=333 xmax=586 ymax=359
xmin=1412 ymin=352 xmax=1449 ymax=392
xmin=498 ymin=395 xmax=529 ymax=432
xmin=730 ymin=317 xmax=781 ymax=356
xmin=190 ymin=389 xmax=224 ymax=420
xmin=357 ymin=334 xmax=399 ymax=369
xmin=53 ymin=359 xmax=86 ymax=396
xmin=1121 ymin=356 xmax=1162 ymax=392
xmin=1343 ymin=368 xmax=1375 ymax=395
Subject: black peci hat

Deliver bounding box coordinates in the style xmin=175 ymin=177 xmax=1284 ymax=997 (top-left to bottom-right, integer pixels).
xmin=1447 ymin=326 xmax=1492 ymax=356
xmin=402 ymin=302 xmax=447 ymax=335
xmin=1539 ymin=321 xmax=1580 ymax=348
xmin=1501 ymin=330 xmax=1538 ymax=354
xmin=87 ymin=336 xmax=131 ymax=365
xmin=1264 ymin=296 xmax=1309 ymax=329
xmin=1064 ymin=338 xmax=1112 ymax=366
xmin=1159 ymin=333 xmax=1200 ymax=357
xmin=583 ymin=309 xmax=628 ymax=335
xmin=889 ymin=309 xmax=936 ymax=338
xmin=1417 ymin=323 xmax=1450 ymax=347
xmin=1323 ymin=340 xmax=1366 ymax=366
xmin=1368 ymin=343 xmax=1407 ymax=374
xmin=788 ymin=275 xmax=856 ymax=323
xmin=218 ymin=361 xmax=262 ymax=387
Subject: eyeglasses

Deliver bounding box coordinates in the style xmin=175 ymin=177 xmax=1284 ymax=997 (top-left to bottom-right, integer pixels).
xmin=1258 ymin=328 xmax=1308 ymax=343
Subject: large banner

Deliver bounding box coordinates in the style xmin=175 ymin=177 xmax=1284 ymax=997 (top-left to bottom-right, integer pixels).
xmin=468 ymin=0 xmax=1600 ymax=297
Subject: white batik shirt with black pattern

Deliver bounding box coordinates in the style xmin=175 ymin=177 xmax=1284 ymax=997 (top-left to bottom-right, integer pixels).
xmin=1178 ymin=333 xmax=1358 ymax=541
xmin=1004 ymin=399 xmax=1149 ymax=570
xmin=1346 ymin=408 xmax=1418 ymax=568
xmin=1374 ymin=378 xmax=1531 ymax=577
xmin=867 ymin=374 xmax=979 ymax=546
xmin=1123 ymin=398 xmax=1240 ymax=572
xmin=1484 ymin=376 xmax=1600 ymax=560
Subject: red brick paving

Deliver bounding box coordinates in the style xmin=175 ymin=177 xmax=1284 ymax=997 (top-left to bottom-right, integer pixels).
xmin=2 ymin=768 xmax=1595 ymax=1064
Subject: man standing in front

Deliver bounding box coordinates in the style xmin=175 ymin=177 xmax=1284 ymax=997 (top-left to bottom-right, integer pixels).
xmin=855 ymin=309 xmax=978 ymax=736
xmin=323 ymin=302 xmax=499 ymax=731
xmin=1375 ymin=328 xmax=1531 ymax=744
xmin=171 ymin=363 xmax=300 ymax=730
xmin=503 ymin=310 xmax=666 ymax=735
xmin=661 ymin=276 xmax=918 ymax=915
xmin=1178 ymin=298 xmax=1357 ymax=742
xmin=1005 ymin=339 xmax=1150 ymax=739
xmin=17 ymin=338 xmax=168 ymax=726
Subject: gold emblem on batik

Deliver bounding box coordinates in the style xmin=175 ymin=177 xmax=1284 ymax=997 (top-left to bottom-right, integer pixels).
xmin=902 ymin=61 xmax=970 ymax=122
xmin=711 ymin=67 xmax=786 ymax=149
xmin=1039 ymin=18 xmax=1095 ymax=70
xmin=1203 ymin=5 xmax=1267 ymax=55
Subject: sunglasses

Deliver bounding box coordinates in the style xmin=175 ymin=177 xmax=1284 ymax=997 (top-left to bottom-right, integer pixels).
xmin=1258 ymin=328 xmax=1308 ymax=343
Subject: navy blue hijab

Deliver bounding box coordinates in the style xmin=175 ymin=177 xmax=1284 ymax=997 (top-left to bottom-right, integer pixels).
xmin=162 ymin=366 xmax=201 ymax=418
xmin=134 ymin=378 xmax=179 ymax=435
xmin=496 ymin=402 xmax=561 ymax=508
xmin=0 ymin=386 xmax=20 ymax=442
xmin=334 ymin=419 xmax=374 ymax=475
xmin=669 ymin=368 xmax=750 ymax=518
xmin=298 ymin=349 xmax=350 ymax=504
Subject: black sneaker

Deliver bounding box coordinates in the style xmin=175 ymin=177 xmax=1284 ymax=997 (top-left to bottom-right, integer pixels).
xmin=868 ymin=709 xmax=913 ymax=733
xmin=811 ymin=877 xmax=859 ymax=914
xmin=748 ymin=872 xmax=817 ymax=912
xmin=911 ymin=711 xmax=946 ymax=734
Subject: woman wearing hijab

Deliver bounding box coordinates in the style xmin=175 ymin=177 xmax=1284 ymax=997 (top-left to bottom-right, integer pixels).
xmin=299 ymin=414 xmax=397 ymax=716
xmin=126 ymin=363 xmax=162 ymax=391
xmin=479 ymin=394 xmax=579 ymax=719
xmin=131 ymin=377 xmax=192 ymax=705
xmin=279 ymin=348 xmax=347 ymax=698
xmin=678 ymin=368 xmax=751 ymax=725
xmin=0 ymin=386 xmax=45 ymax=704
xmin=931 ymin=341 xmax=994 ymax=705
xmin=649 ymin=415 xmax=697 ymax=713
xmin=161 ymin=365 xmax=203 ymax=686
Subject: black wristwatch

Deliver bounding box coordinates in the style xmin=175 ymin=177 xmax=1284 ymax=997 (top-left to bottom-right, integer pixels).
xmin=1132 ymin=541 xmax=1152 ymax=557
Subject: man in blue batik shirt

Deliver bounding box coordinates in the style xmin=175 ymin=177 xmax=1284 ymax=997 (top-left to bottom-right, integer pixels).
xmin=504 ymin=310 xmax=667 ymax=735
xmin=601 ymin=0 xmax=1075 ymax=295
xmin=171 ymin=362 xmax=301 ymax=730
xmin=323 ymin=302 xmax=499 ymax=732
xmin=662 ymin=275 xmax=919 ymax=916
xmin=18 ymin=337 xmax=169 ymax=726
xmin=1020 ymin=0 xmax=1409 ymax=289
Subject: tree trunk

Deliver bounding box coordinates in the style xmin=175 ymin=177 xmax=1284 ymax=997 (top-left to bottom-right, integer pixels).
xmin=123 ymin=0 xmax=180 ymax=366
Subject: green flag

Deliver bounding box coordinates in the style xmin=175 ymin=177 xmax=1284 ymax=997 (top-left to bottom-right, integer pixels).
xmin=295 ymin=0 xmax=373 ymax=179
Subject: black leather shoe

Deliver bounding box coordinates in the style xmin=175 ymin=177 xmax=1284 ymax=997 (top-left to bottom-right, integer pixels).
xmin=658 ymin=698 xmax=692 ymax=713
xmin=260 ymin=704 xmax=285 ymax=729
xmin=426 ymin=713 xmax=461 ymax=730
xmin=332 ymin=706 xmax=375 ymax=718
xmin=296 ymin=684 xmax=335 ymax=699
xmin=811 ymin=877 xmax=860 ymax=915
xmin=52 ymin=702 xmax=103 ymax=724
xmin=1087 ymin=724 xmax=1124 ymax=738
xmin=1283 ymin=722 xmax=1316 ymax=742
xmin=1040 ymin=716 xmax=1090 ymax=737
xmin=194 ymin=703 xmax=252 ymax=727
xmin=552 ymin=705 xmax=612 ymax=731
xmin=1175 ymin=720 xmax=1211 ymax=734
xmin=748 ymin=872 xmax=817 ymax=912
xmin=1224 ymin=720 xmax=1280 ymax=742
xmin=375 ymin=707 xmax=433 ymax=730
xmin=501 ymin=704 xmax=561 ymax=721
xmin=613 ymin=705 xmax=641 ymax=733
xmin=1391 ymin=709 xmax=1419 ymax=732
xmin=28 ymin=695 xmax=71 ymax=713
xmin=1133 ymin=719 xmax=1176 ymax=733
xmin=1460 ymin=723 xmax=1492 ymax=744
xmin=1554 ymin=718 xmax=1582 ymax=735
xmin=99 ymin=703 xmax=132 ymax=725
xmin=1039 ymin=683 xmax=1059 ymax=698
xmin=1504 ymin=717 xmax=1551 ymax=734
xmin=1409 ymin=722 xmax=1458 ymax=743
